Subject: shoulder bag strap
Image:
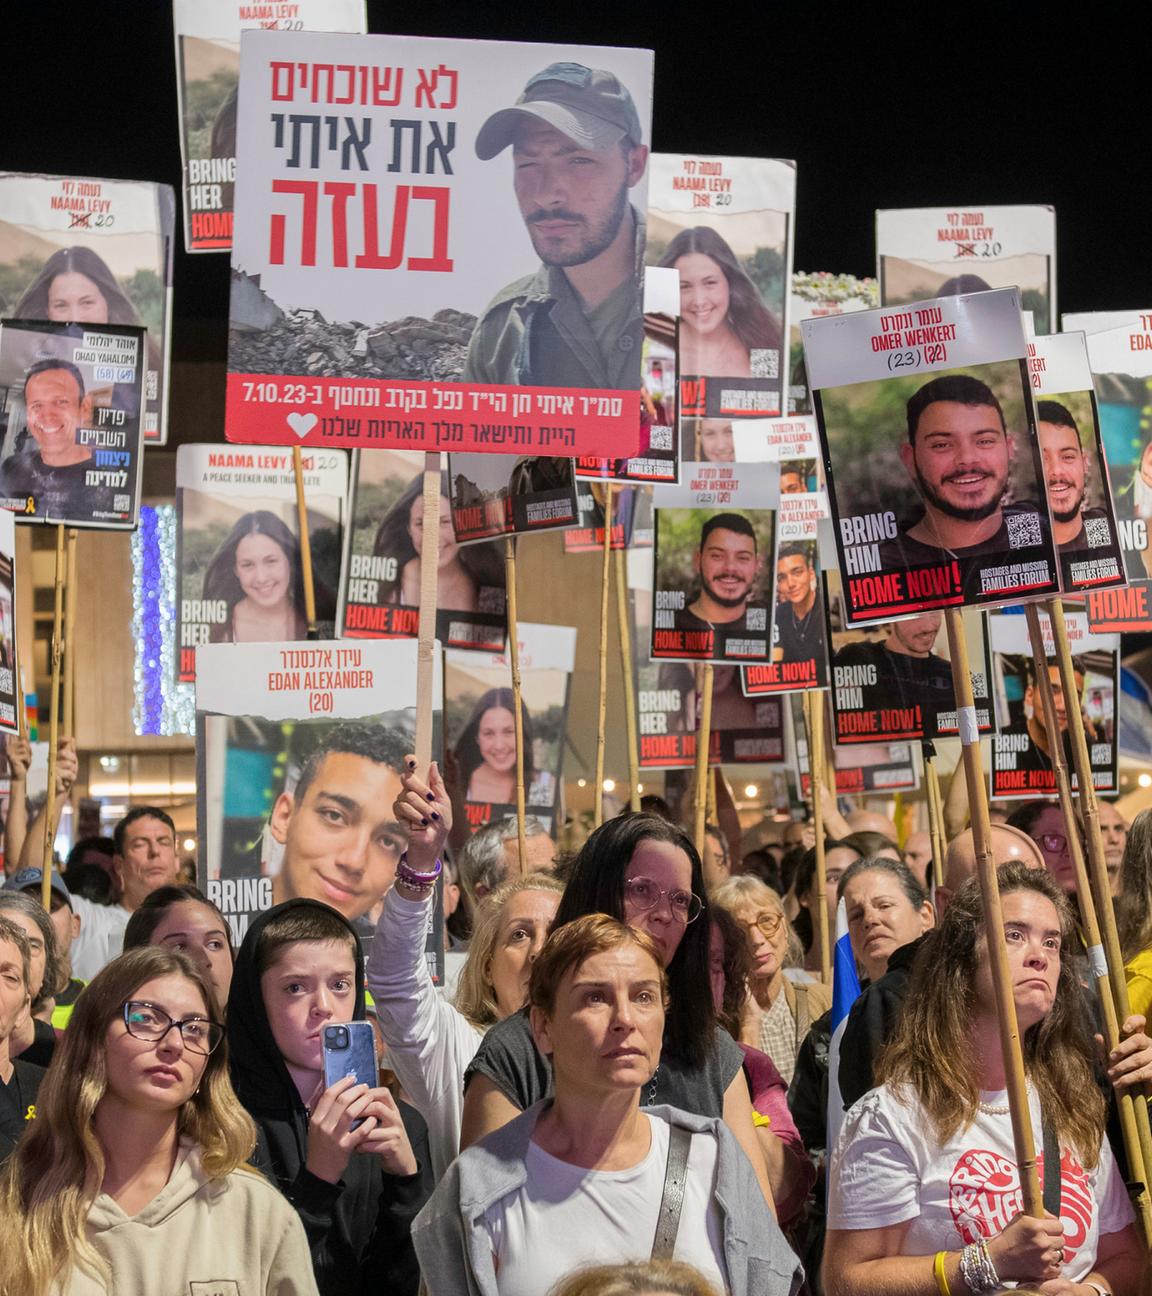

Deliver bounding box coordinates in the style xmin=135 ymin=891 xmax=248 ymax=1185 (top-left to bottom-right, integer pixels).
xmin=1042 ymin=1110 xmax=1062 ymax=1218
xmin=795 ymin=983 xmax=811 ymax=1048
xmin=651 ymin=1123 xmax=693 ymax=1260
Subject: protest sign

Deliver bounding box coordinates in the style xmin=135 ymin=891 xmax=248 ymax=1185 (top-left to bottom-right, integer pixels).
xmin=1026 ymin=329 xmax=1124 ymax=595
xmin=196 ymin=637 xmax=444 ymax=974
xmin=651 ymin=463 xmax=777 ymax=662
xmin=876 ymin=205 xmax=1056 ymax=333
xmin=805 ymin=287 xmax=1059 ymax=625
xmin=787 ymin=272 xmax=877 ymax=415
xmin=445 ymin=621 xmax=575 ymax=832
xmin=338 ymin=448 xmax=505 ymax=650
xmin=564 ymin=483 xmax=653 ymax=553
xmin=0 ymin=320 xmax=144 ymax=528
xmin=989 ymin=606 xmax=1117 ymax=799
xmin=0 ymin=172 xmax=174 ymax=444
xmin=225 ymin=31 xmax=654 ymax=457
xmin=172 ymin=0 xmax=367 ymax=253
xmin=0 ymin=508 xmax=16 ymax=733
xmin=790 ymin=694 xmax=919 ymax=794
xmin=446 ymin=450 xmax=578 ymax=542
xmin=176 ymin=443 xmax=348 ymax=683
xmin=826 ymin=567 xmax=993 ymax=743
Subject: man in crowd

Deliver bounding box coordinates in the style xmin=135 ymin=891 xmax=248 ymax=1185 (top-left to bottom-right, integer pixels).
xmin=1099 ymin=799 xmax=1129 ymax=895
xmin=773 ymin=543 xmax=824 ymax=667
xmin=466 ymin=62 xmax=649 ymax=390
xmin=457 ymin=814 xmax=553 ymax=906
xmin=701 ymin=823 xmax=732 ymax=894
xmin=1037 ymin=399 xmax=1111 ymax=551
xmin=673 ymin=512 xmax=765 ymax=637
xmin=902 ymin=829 xmax=932 ymax=888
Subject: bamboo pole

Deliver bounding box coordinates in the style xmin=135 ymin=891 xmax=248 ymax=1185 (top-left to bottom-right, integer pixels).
xmin=62 ymin=528 xmax=77 ymax=736
xmin=504 ymin=536 xmax=527 ymax=869
xmin=613 ymin=545 xmax=641 ymax=812
xmin=693 ymin=663 xmax=714 ymax=855
xmin=414 ymin=454 xmax=441 ymax=771
xmin=41 ymin=526 xmax=66 ymax=910
xmin=291 ymin=446 xmax=318 ymax=637
xmin=923 ymin=740 xmax=945 ymax=889
xmin=807 ymin=689 xmax=831 ymax=984
xmin=945 ymin=607 xmax=1042 ymax=1213
xmin=593 ymin=486 xmax=614 ymax=827
xmin=1027 ymin=603 xmax=1152 ymax=1247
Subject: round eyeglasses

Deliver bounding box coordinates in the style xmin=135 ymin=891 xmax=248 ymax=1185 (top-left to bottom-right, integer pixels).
xmin=623 ymin=876 xmax=704 ymax=924
xmin=121 ymin=1000 xmax=224 ymax=1056
xmin=744 ymin=912 xmax=784 ymax=938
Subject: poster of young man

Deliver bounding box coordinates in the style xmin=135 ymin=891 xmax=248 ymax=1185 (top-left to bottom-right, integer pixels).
xmin=876 ymin=205 xmax=1057 ymax=333
xmin=789 ymin=694 xmax=919 ymax=796
xmin=563 ymin=483 xmax=652 ymax=553
xmin=826 ymin=568 xmax=993 ymax=744
xmin=787 ymin=272 xmax=878 ymax=415
xmin=446 ymin=450 xmax=578 ymax=542
xmin=574 ymin=265 xmax=679 ymax=484
xmin=338 ymin=448 xmax=506 ymax=651
xmin=445 ymin=621 xmax=575 ymax=832
xmin=989 ymin=606 xmax=1118 ymax=799
xmin=225 ymin=32 xmax=654 ymax=458
xmin=172 ymin=0 xmax=367 ymax=253
xmin=1027 ymin=329 xmax=1124 ymax=596
xmin=0 ymin=320 xmax=144 ymax=529
xmin=196 ymin=637 xmax=445 ymax=973
xmin=650 ymin=463 xmax=777 ymax=662
xmin=805 ymin=287 xmax=1059 ymax=625
xmin=646 ymin=155 xmax=795 ymax=423
xmin=0 ymin=508 xmax=17 ymax=734
xmin=0 ymin=172 xmax=174 ymax=444
xmin=175 ymin=443 xmax=349 ymax=684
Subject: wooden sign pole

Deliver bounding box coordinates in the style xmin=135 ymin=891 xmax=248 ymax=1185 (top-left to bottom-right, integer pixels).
xmin=806 ymin=689 xmax=831 ymax=984
xmin=693 ymin=663 xmax=714 ymax=855
xmin=41 ymin=526 xmax=66 ymax=909
xmin=944 ymin=607 xmax=1042 ymax=1212
xmin=62 ymin=528 xmax=78 ymax=737
xmin=291 ymin=446 xmax=318 ymax=638
xmin=922 ymin=740 xmax=946 ymax=890
xmin=593 ymin=486 xmax=614 ymax=827
xmin=414 ymin=454 xmax=441 ymax=771
xmin=613 ymin=545 xmax=641 ymax=813
xmin=504 ymin=536 xmax=527 ymax=869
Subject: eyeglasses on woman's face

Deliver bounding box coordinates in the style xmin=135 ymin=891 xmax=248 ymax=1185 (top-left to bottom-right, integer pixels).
xmin=121 ymin=1000 xmax=224 ymax=1056
xmin=623 ymin=876 xmax=704 ymax=924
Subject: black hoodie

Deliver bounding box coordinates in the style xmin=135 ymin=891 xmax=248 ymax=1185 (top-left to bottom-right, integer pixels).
xmin=228 ymin=898 xmax=431 ymax=1296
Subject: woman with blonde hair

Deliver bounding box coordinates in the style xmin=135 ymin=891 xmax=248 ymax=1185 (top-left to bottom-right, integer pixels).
xmin=549 ymin=1259 xmax=723 ymax=1296
xmin=0 ymin=945 xmax=315 ymax=1296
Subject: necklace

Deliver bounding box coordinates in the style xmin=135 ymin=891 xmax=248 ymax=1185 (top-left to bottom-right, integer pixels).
xmin=977 ymin=1082 xmax=1030 ymax=1116
xmin=646 ymin=1066 xmax=660 ymax=1106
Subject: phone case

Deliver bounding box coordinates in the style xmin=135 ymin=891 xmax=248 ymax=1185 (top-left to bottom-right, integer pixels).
xmin=321 ymin=1020 xmax=377 ymax=1093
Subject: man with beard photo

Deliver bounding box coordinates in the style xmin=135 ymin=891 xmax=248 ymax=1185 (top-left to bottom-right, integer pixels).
xmin=672 ymin=512 xmax=765 ymax=640
xmin=465 ymin=62 xmax=649 ymax=391
xmin=1037 ymin=399 xmax=1110 ymax=552
xmin=876 ymin=374 xmax=1050 ymax=579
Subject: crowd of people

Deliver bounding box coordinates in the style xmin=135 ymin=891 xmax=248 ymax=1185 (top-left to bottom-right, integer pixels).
xmin=2 ymin=729 xmax=1152 ymax=1295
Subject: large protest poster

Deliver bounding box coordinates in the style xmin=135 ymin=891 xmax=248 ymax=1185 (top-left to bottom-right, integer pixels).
xmin=0 ymin=172 xmax=174 ymax=444
xmin=446 ymin=450 xmax=578 ymax=542
xmin=0 ymin=320 xmax=144 ymax=528
xmin=225 ymin=32 xmax=654 ymax=457
xmin=574 ymin=266 xmax=679 ymax=484
xmin=806 ymin=287 xmax=1060 ymax=625
xmin=564 ymin=483 xmax=653 ymax=553
xmin=0 ymin=508 xmax=17 ymax=733
xmin=172 ymin=0 xmax=367 ymax=253
xmin=1026 ymin=329 xmax=1124 ymax=596
xmin=197 ymin=638 xmax=445 ymax=976
xmin=651 ymin=463 xmax=777 ymax=662
xmin=445 ymin=622 xmax=575 ymax=833
xmin=877 ymin=205 xmax=1056 ymax=334
xmin=176 ymin=443 xmax=348 ymax=683
xmin=788 ymin=272 xmax=878 ymax=415
xmin=789 ymin=694 xmax=919 ymax=795
xmin=989 ymin=607 xmax=1117 ymax=799
xmin=338 ymin=448 xmax=505 ymax=651
xmin=826 ymin=567 xmax=993 ymax=744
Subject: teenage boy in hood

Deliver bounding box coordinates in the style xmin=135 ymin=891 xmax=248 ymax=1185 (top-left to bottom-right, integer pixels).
xmin=228 ymin=898 xmax=432 ymax=1296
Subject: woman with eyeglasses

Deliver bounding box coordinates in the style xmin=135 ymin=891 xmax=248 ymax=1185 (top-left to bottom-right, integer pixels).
xmin=0 ymin=945 xmax=316 ymax=1295
xmin=456 ymin=812 xmax=778 ymax=1210
xmin=711 ymin=875 xmax=831 ymax=1085
xmin=1006 ymin=800 xmax=1081 ymax=897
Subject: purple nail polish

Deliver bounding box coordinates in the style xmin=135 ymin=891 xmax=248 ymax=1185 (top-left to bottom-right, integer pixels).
xmin=421 ymin=817 xmax=429 ymax=826
xmin=426 ymin=792 xmax=436 ymax=802
xmin=430 ymin=811 xmax=440 ymax=821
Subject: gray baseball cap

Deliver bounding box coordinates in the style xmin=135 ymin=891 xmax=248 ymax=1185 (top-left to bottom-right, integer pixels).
xmin=476 ymin=62 xmax=643 ymax=160
xmin=6 ymin=866 xmax=73 ymax=906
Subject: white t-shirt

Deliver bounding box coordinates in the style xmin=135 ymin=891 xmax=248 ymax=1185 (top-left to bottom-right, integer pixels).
xmin=69 ymin=896 xmax=130 ymax=982
xmin=482 ymin=1113 xmax=728 ymax=1296
xmin=828 ymin=1084 xmax=1134 ymax=1285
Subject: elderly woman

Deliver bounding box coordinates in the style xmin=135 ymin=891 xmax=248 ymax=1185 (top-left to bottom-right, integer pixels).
xmin=412 ymin=915 xmax=803 ymax=1296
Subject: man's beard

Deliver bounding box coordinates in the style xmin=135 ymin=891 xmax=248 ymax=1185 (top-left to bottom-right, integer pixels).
xmin=915 ymin=467 xmax=1005 ymax=523
xmin=701 ymin=573 xmax=750 ymax=609
xmin=526 ymin=184 xmax=630 ymax=268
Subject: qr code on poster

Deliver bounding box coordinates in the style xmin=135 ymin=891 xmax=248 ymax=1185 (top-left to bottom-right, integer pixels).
xmin=113 ymin=494 xmax=130 ymax=512
xmin=1007 ymin=512 xmax=1041 ymax=549
xmin=649 ymin=425 xmax=673 ymax=451
xmin=1085 ymin=516 xmax=1111 ymax=548
xmin=749 ymin=349 xmax=779 ymax=379
xmin=746 ymin=606 xmax=767 ymax=631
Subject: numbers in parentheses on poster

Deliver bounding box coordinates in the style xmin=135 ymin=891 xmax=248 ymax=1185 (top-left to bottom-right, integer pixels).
xmin=886 ymin=343 xmax=950 ymax=373
xmin=309 ymin=691 xmax=333 ymax=715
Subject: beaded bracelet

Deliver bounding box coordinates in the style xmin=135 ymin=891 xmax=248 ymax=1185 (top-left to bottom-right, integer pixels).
xmin=957 ymin=1239 xmax=999 ymax=1296
xmin=396 ymin=853 xmax=442 ymax=893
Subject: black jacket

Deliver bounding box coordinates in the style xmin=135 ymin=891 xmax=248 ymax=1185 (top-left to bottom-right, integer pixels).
xmin=228 ymin=899 xmax=431 ymax=1296
xmin=0 ymin=1058 xmax=44 ymax=1163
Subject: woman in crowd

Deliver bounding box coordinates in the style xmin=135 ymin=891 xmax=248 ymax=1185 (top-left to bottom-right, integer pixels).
xmin=0 ymin=945 xmax=316 ymax=1295
xmin=453 ymin=688 xmax=552 ymax=808
xmin=0 ymin=890 xmax=60 ymax=1067
xmin=0 ymin=917 xmax=39 ymax=1163
xmin=203 ymin=511 xmax=308 ymax=644
xmin=123 ymin=884 xmax=235 ymax=1005
xmin=1117 ymin=808 xmax=1152 ymax=1018
xmin=368 ymin=758 xmax=564 ymax=1176
xmin=412 ymin=914 xmax=802 ymax=1296
xmin=454 ymin=811 xmax=775 ymax=1205
xmin=712 ymin=875 xmax=830 ymax=1084
xmin=658 ymin=227 xmax=782 ymax=381
xmin=787 ymin=840 xmax=863 ymax=976
xmin=824 ymin=862 xmax=1143 ymax=1296
xmin=549 ymin=1261 xmax=723 ymax=1296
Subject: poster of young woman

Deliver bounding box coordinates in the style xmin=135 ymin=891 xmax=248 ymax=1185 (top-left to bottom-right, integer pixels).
xmin=0 ymin=508 xmax=17 ymax=733
xmin=787 ymin=272 xmax=878 ymax=415
xmin=805 ymin=287 xmax=1060 ymax=625
xmin=876 ymin=205 xmax=1056 ymax=333
xmin=789 ymin=694 xmax=920 ymax=795
xmin=176 ymin=443 xmax=348 ymax=684
xmin=338 ymin=448 xmax=506 ymax=651
xmin=196 ymin=637 xmax=445 ymax=972
xmin=444 ymin=621 xmax=576 ymax=833
xmin=172 ymin=0 xmax=367 ymax=253
xmin=225 ymin=31 xmax=654 ymax=457
xmin=0 ymin=319 xmax=145 ymax=529
xmin=989 ymin=606 xmax=1118 ymax=800
xmin=0 ymin=172 xmax=174 ymax=444
xmin=445 ymin=450 xmax=578 ymax=542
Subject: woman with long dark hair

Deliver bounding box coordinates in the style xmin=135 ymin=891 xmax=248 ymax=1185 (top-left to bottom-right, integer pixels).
xmin=1117 ymin=808 xmax=1152 ymax=1018
xmin=454 ymin=686 xmax=549 ymax=807
xmin=658 ymin=227 xmax=782 ymax=381
xmin=202 ymin=510 xmax=307 ymax=644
